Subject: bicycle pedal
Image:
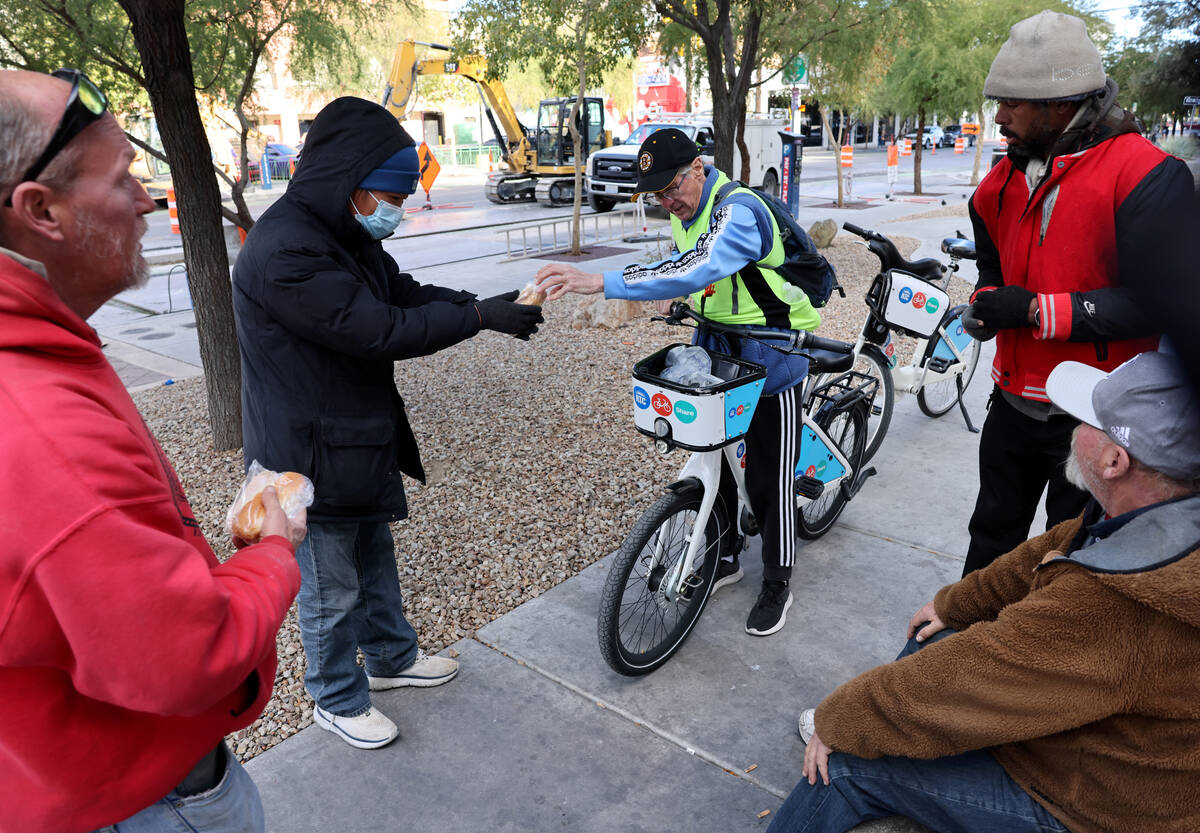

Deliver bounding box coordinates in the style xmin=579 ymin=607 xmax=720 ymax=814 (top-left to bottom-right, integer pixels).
xmin=795 ymin=476 xmax=824 ymax=500
xmin=926 ymin=357 xmax=953 ymax=373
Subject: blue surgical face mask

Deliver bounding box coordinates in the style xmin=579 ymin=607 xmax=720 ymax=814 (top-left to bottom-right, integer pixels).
xmin=353 ymin=190 xmax=406 ymax=239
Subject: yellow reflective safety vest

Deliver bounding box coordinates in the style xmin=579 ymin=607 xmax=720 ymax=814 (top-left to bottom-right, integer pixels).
xmin=674 ymin=171 xmax=821 ymax=332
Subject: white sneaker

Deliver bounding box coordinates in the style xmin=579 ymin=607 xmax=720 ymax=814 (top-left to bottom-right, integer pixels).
xmin=313 ymin=705 xmax=398 ymax=750
xmin=798 ymin=708 xmax=816 ymax=744
xmin=368 ymin=649 xmax=459 ymax=690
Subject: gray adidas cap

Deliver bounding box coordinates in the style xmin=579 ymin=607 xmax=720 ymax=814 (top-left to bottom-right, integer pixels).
xmin=1046 ymin=352 xmax=1200 ymax=480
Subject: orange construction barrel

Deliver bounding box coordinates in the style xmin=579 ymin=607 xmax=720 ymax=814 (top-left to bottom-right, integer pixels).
xmin=901 ymin=138 xmax=913 ymax=156
xmin=167 ymin=187 xmax=180 ymax=235
xmin=840 ymin=145 xmax=854 ymax=168
xmin=954 ymin=136 xmax=966 ymax=154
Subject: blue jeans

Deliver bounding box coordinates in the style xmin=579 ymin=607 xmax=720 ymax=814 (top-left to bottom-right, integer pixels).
xmin=767 ymin=630 xmax=1070 ymax=833
xmin=95 ymin=745 xmax=263 ymax=832
xmin=294 ymin=520 xmax=418 ymax=716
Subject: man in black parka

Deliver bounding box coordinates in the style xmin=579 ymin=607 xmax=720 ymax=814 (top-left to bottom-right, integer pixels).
xmin=233 ymin=97 xmax=541 ymax=750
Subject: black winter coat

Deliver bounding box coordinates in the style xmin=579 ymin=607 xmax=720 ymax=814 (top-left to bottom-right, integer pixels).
xmin=233 ymin=97 xmax=480 ymax=522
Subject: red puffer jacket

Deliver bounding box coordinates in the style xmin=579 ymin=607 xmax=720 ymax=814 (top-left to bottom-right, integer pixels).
xmin=969 ymin=127 xmax=1191 ymax=402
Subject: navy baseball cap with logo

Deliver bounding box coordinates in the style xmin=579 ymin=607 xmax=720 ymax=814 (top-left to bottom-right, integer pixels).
xmin=1046 ymin=351 xmax=1200 ymax=480
xmin=631 ymin=128 xmax=700 ymax=199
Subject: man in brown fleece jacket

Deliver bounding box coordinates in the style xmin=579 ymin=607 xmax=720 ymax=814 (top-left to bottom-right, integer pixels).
xmin=768 ymin=350 xmax=1200 ymax=833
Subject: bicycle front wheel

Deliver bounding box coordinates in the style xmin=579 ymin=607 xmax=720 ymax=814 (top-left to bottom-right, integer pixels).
xmin=598 ymin=490 xmax=725 ymax=676
xmin=797 ymin=404 xmax=867 ymax=540
xmin=917 ymin=338 xmax=982 ymax=417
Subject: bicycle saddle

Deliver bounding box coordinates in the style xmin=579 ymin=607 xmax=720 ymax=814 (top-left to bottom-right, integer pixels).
xmin=868 ymin=237 xmax=945 ymax=281
xmin=806 ymin=348 xmax=855 ymax=375
xmin=941 ymin=237 xmax=977 ymax=260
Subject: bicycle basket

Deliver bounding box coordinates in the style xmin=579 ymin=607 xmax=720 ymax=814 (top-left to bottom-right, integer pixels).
xmin=632 ymin=344 xmax=766 ymax=451
xmin=874 ymin=269 xmax=952 ymax=339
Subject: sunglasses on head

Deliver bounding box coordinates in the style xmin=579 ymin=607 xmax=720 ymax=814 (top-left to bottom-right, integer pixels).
xmin=4 ymin=68 xmax=108 ymax=207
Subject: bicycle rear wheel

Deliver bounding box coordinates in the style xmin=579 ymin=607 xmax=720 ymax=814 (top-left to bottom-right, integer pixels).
xmin=917 ymin=338 xmax=982 ymax=417
xmin=819 ymin=345 xmax=892 ymax=463
xmin=797 ymin=404 xmax=867 ymax=540
xmin=598 ymin=489 xmax=725 ymax=676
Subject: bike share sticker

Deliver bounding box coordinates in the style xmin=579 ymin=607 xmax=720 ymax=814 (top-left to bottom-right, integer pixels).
xmin=674 ymin=400 xmax=698 ymax=423
xmin=898 ymin=286 xmax=913 ymax=304
xmin=925 ymin=296 xmax=940 ymax=315
xmin=633 ymin=386 xmax=650 ymax=409
xmin=723 ymin=380 xmax=764 ymax=439
xmin=932 ymin=313 xmax=975 ymax=362
xmin=882 ymin=332 xmax=898 ymax=369
xmin=794 ymin=426 xmax=847 ymax=484
xmin=651 ymin=393 xmax=673 ymax=416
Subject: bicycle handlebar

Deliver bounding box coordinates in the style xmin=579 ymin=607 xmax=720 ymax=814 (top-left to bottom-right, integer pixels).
xmin=662 ymin=302 xmax=853 ymax=355
xmin=842 ymin=221 xmax=881 ymax=241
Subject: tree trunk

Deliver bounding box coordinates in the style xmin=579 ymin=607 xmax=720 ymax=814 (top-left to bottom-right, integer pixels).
xmin=736 ymin=117 xmax=750 ymax=183
xmin=118 ymin=0 xmax=243 ymax=451
xmin=569 ymin=52 xmax=585 ymax=256
xmin=821 ymin=107 xmax=843 ymax=208
xmin=970 ymin=108 xmax=986 ymax=187
xmin=914 ymin=106 xmax=926 ymax=195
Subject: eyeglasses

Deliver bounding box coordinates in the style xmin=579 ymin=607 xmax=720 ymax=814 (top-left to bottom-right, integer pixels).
xmin=644 ymin=169 xmax=691 ymax=207
xmin=4 ymin=69 xmax=108 ymax=207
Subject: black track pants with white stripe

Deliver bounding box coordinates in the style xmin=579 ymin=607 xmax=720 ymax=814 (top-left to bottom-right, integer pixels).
xmin=718 ymin=386 xmax=799 ymax=582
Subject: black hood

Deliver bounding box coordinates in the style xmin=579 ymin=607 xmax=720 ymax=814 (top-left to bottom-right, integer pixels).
xmin=285 ymin=96 xmax=416 ymax=238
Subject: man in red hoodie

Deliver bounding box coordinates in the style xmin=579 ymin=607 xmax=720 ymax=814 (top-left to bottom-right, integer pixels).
xmin=0 ymin=69 xmax=305 ymax=833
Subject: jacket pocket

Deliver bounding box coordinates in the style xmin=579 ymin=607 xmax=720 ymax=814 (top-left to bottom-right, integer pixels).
xmin=313 ymin=415 xmax=396 ymax=507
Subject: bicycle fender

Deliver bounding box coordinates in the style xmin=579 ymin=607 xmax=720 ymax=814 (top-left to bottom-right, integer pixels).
xmin=665 ymin=476 xmax=705 ymax=497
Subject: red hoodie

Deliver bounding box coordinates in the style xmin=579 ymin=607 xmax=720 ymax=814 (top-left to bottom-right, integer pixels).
xmin=0 ymin=252 xmax=302 ymax=832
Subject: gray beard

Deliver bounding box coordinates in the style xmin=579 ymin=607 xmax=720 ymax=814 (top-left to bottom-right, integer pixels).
xmin=1064 ymin=429 xmax=1097 ymax=495
xmin=75 ymin=210 xmax=150 ymax=292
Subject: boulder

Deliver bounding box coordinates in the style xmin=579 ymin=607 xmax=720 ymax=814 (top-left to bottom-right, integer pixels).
xmin=570 ymin=298 xmax=644 ymax=329
xmin=808 ymin=218 xmax=838 ymax=248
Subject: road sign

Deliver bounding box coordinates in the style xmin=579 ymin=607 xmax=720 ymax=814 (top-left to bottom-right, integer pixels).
xmin=1184 ymin=96 xmax=1200 ymax=106
xmin=417 ymin=142 xmax=441 ymax=193
xmin=783 ymin=56 xmax=807 ymax=85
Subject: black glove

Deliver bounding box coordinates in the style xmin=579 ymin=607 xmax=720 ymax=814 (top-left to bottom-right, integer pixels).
xmin=970 ymin=285 xmax=1035 ymax=330
xmin=475 ymin=290 xmax=544 ymax=340
xmin=961 ymin=305 xmax=997 ymax=342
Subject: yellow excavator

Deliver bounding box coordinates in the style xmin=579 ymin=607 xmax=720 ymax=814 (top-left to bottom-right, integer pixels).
xmin=381 ymin=40 xmax=613 ymax=206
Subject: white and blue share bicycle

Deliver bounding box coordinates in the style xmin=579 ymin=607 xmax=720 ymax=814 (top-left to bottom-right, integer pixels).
xmin=598 ymin=304 xmax=878 ymax=676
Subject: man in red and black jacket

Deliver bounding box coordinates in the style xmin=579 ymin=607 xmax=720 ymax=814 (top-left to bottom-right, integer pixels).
xmin=961 ymin=10 xmax=1197 ymax=575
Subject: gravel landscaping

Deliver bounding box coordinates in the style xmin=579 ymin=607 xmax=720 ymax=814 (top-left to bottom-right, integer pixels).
xmin=134 ymin=230 xmax=975 ymax=761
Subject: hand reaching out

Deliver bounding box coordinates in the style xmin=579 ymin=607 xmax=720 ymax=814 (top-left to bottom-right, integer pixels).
xmin=534 ymin=263 xmax=603 ymax=301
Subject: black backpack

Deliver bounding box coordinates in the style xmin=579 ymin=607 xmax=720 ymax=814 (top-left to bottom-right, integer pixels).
xmin=714 ymin=180 xmax=843 ymax=308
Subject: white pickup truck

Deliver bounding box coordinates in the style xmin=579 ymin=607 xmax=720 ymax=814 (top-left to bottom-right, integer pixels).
xmin=585 ymin=114 xmax=786 ymax=212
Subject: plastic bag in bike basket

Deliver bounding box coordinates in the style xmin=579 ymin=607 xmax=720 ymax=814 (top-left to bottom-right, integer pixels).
xmin=879 ymin=269 xmax=952 ymax=338
xmin=632 ymin=344 xmax=766 ymax=451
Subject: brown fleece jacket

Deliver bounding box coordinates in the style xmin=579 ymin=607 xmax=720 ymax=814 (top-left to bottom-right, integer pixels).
xmin=815 ymin=508 xmax=1200 ymax=833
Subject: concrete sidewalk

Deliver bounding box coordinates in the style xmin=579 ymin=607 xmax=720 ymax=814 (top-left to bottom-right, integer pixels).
xmin=243 ymin=340 xmax=1000 ymax=833
xmin=104 ymin=170 xmax=1014 ymax=831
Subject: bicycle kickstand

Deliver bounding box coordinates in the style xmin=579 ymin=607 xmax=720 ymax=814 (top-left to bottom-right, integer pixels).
xmin=956 ymin=376 xmax=980 ymax=434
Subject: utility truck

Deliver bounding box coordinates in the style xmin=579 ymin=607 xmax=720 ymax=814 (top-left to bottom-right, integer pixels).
xmin=584 ymin=114 xmax=786 ymax=212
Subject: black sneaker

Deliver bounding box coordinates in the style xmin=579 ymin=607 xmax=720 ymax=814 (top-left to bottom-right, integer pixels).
xmin=711 ymin=557 xmax=744 ymax=594
xmin=745 ymin=580 xmax=793 ymax=636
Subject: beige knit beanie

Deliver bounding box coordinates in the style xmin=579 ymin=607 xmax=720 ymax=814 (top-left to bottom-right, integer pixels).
xmin=983 ymin=10 xmax=1107 ymax=101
